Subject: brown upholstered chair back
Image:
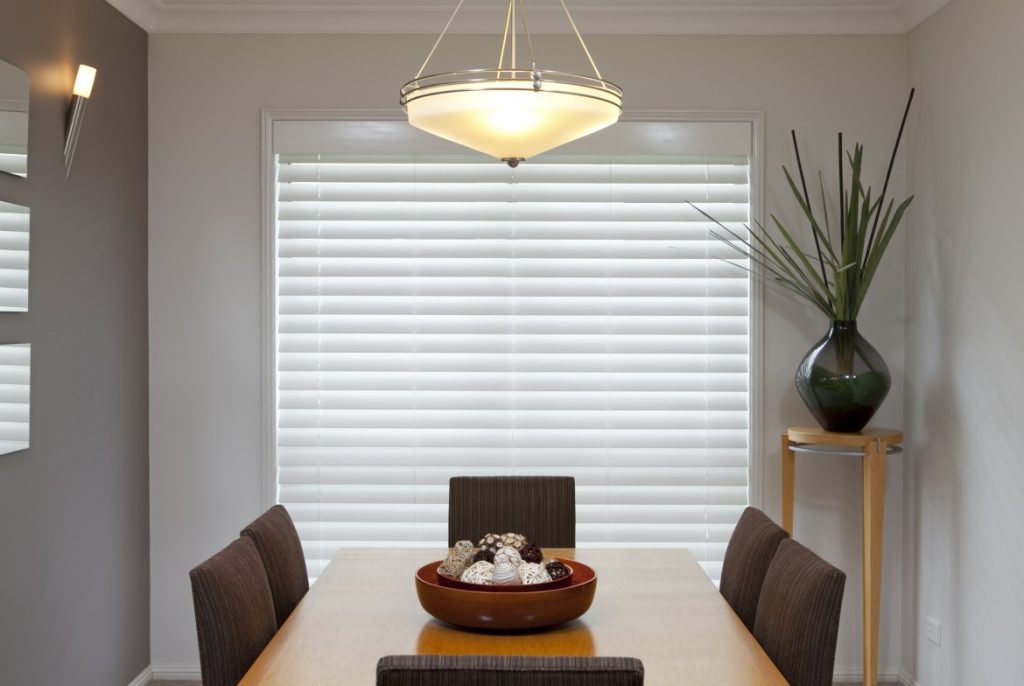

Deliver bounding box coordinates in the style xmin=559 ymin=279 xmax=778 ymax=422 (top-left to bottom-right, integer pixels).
xmin=719 ymin=506 xmax=790 ymax=630
xmin=377 ymin=655 xmax=644 ymax=686
xmin=753 ymin=539 xmax=846 ymax=686
xmin=241 ymin=504 xmax=310 ymax=627
xmin=447 ymin=476 xmax=576 ymax=548
xmin=189 ymin=537 xmax=277 ymax=686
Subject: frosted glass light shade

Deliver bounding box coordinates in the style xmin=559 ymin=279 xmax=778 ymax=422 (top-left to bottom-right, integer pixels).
xmin=73 ymin=65 xmax=97 ymax=98
xmin=402 ymin=71 xmax=623 ymax=162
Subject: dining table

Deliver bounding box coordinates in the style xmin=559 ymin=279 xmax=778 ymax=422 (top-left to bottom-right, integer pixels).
xmin=239 ymin=548 xmax=788 ymax=685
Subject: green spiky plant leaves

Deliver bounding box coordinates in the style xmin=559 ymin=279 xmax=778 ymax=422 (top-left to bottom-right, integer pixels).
xmin=694 ymin=92 xmax=915 ymax=322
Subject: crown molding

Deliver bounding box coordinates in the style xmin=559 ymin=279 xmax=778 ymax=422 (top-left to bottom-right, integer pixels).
xmin=898 ymin=0 xmax=951 ymax=30
xmin=105 ymin=0 xmax=161 ymax=32
xmin=105 ymin=0 xmax=952 ymax=35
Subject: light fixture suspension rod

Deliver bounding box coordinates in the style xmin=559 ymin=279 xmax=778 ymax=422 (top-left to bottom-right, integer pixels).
xmin=511 ymin=0 xmax=517 ymax=70
xmin=560 ymin=0 xmax=603 ymax=81
xmin=415 ymin=0 xmax=467 ymax=80
xmin=497 ymin=0 xmax=514 ymax=70
xmin=518 ymin=0 xmax=538 ymax=69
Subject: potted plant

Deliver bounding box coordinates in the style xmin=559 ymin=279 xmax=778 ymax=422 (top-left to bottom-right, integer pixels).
xmin=696 ymin=92 xmax=915 ymax=433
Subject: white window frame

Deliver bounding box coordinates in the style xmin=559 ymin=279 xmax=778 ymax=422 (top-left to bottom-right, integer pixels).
xmin=259 ymin=108 xmax=766 ymax=524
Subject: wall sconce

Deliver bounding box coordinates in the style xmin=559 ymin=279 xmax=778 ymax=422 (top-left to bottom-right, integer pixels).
xmin=64 ymin=64 xmax=96 ymax=178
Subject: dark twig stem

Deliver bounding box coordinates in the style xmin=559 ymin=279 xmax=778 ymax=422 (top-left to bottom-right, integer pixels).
xmin=838 ymin=132 xmax=846 ymax=249
xmin=863 ymin=88 xmax=915 ymax=273
xmin=792 ymin=129 xmax=829 ymax=290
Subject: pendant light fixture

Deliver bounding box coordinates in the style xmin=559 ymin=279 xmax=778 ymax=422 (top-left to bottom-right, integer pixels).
xmin=401 ymin=0 xmax=623 ymax=167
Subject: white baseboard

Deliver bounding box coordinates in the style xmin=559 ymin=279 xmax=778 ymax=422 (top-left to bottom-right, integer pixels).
xmin=126 ymin=666 xmax=153 ymax=686
xmin=833 ymin=666 xmax=917 ymax=685
xmin=150 ymin=663 xmax=202 ymax=681
xmin=897 ymin=668 xmax=919 ymax=686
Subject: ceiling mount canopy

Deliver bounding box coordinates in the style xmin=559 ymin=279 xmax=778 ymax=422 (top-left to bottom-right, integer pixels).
xmin=400 ymin=0 xmax=624 ymax=166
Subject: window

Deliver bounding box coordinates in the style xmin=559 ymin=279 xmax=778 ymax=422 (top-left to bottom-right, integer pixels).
xmin=271 ymin=120 xmax=754 ymax=581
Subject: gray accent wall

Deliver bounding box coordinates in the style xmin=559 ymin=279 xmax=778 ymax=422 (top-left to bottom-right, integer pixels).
xmin=0 ymin=1 xmax=149 ymax=684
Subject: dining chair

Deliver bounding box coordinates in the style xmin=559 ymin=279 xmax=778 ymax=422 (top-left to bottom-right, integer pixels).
xmin=447 ymin=476 xmax=576 ymax=548
xmin=189 ymin=537 xmax=277 ymax=686
xmin=376 ymin=655 xmax=645 ymax=686
xmin=719 ymin=506 xmax=790 ymax=631
xmin=241 ymin=504 xmax=309 ymax=627
xmin=753 ymin=538 xmax=847 ymax=686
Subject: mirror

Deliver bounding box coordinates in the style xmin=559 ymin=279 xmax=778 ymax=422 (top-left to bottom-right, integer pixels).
xmin=0 ymin=59 xmax=29 ymax=177
xmin=0 ymin=343 xmax=30 ymax=456
xmin=0 ymin=201 xmax=28 ymax=311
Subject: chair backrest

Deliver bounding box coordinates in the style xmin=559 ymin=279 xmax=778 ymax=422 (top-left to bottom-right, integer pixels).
xmin=753 ymin=539 xmax=846 ymax=686
xmin=719 ymin=506 xmax=790 ymax=631
xmin=377 ymin=655 xmax=644 ymax=686
xmin=189 ymin=537 xmax=277 ymax=686
xmin=241 ymin=504 xmax=310 ymax=627
xmin=447 ymin=476 xmax=576 ymax=548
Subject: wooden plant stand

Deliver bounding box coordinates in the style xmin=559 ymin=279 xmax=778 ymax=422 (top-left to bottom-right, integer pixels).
xmin=781 ymin=426 xmax=903 ymax=686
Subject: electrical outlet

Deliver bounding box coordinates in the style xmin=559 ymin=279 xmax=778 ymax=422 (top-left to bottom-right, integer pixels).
xmin=926 ymin=617 xmax=942 ymax=646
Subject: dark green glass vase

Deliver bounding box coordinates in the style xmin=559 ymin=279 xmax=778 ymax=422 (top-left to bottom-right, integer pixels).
xmin=795 ymin=320 xmax=891 ymax=433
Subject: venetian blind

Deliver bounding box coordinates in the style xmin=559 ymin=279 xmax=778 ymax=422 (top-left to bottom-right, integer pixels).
xmin=274 ymin=122 xmax=752 ymax=581
xmin=0 ymin=201 xmax=28 ymax=311
xmin=0 ymin=343 xmax=30 ymax=455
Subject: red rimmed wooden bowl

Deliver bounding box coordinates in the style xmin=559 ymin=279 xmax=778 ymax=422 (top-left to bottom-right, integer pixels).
xmin=415 ymin=557 xmax=597 ymax=631
xmin=435 ymin=563 xmax=574 ymax=592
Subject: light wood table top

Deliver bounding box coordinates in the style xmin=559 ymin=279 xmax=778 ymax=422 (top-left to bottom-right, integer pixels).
xmin=240 ymin=548 xmax=786 ymax=686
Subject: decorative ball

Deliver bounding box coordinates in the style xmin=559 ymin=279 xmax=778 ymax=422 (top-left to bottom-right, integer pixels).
xmin=460 ymin=561 xmax=495 ymax=585
xmin=519 ymin=562 xmax=552 ymax=585
xmin=500 ymin=532 xmax=528 ymax=550
xmin=472 ymin=548 xmax=495 ymax=564
xmin=478 ymin=533 xmax=504 ymax=553
xmin=439 ymin=551 xmax=468 ymax=579
xmin=520 ymin=542 xmax=544 ymax=564
xmin=453 ymin=540 xmax=475 ymax=558
xmin=493 ymin=546 xmax=523 ymax=569
xmin=492 ymin=558 xmax=522 ymax=585
xmin=545 ymin=560 xmax=570 ymax=581
xmin=439 ymin=540 xmax=476 ymax=578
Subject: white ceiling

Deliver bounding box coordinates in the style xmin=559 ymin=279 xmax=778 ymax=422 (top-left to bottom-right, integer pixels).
xmin=106 ymin=0 xmax=951 ymax=34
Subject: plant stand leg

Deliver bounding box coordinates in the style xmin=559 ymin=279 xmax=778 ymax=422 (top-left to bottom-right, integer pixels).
xmin=861 ymin=440 xmax=887 ymax=686
xmin=781 ymin=432 xmax=795 ymax=534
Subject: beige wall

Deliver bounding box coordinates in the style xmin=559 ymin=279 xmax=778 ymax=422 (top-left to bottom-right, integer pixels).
xmin=905 ymin=0 xmax=1024 ymax=682
xmin=0 ymin=1 xmax=149 ymax=684
xmin=149 ymin=32 xmax=910 ymax=677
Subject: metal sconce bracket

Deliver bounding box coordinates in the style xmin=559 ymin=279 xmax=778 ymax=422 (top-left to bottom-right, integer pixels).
xmin=64 ymin=94 xmax=87 ymax=178
xmin=64 ymin=65 xmax=96 ymax=178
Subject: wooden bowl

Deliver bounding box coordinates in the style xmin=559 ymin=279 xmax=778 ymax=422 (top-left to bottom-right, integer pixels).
xmin=415 ymin=557 xmax=597 ymax=631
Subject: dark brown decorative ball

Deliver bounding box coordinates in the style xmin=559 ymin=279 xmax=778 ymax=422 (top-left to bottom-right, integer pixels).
xmin=520 ymin=542 xmax=544 ymax=564
xmin=546 ymin=560 xmax=570 ymax=580
xmin=477 ymin=533 xmax=503 ymax=554
xmin=473 ymin=548 xmax=495 ymax=564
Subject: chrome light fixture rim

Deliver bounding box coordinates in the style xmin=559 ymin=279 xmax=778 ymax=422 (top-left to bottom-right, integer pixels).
xmin=400 ymin=68 xmax=624 ymax=111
